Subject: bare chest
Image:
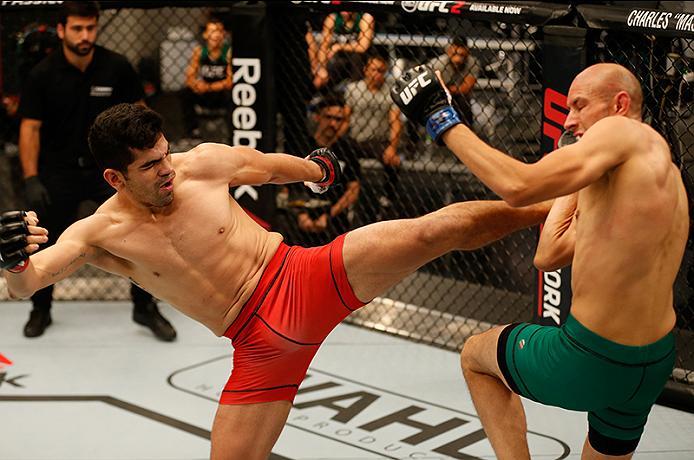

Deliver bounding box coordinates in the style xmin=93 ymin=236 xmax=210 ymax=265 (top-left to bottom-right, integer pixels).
xmin=105 ymin=193 xmax=236 ymax=277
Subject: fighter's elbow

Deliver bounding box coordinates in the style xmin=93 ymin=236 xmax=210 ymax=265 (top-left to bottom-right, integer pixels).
xmin=500 ymin=174 xmax=545 ymax=208
xmin=533 ymin=253 xmax=555 ymax=272
xmin=500 ymin=184 xmax=532 ymax=208
xmin=504 ymin=195 xmax=529 ymax=208
xmin=6 ymin=285 xmax=33 ymax=300
xmin=533 ymin=250 xmax=571 ymax=272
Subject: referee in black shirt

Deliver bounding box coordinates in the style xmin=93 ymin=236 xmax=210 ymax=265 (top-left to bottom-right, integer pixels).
xmin=17 ymin=1 xmax=176 ymax=340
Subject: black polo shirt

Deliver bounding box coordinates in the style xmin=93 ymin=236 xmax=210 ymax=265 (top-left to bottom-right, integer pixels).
xmin=315 ymin=136 xmax=362 ymax=207
xmin=290 ymin=136 xmax=362 ymax=226
xmin=18 ymin=45 xmax=143 ymax=173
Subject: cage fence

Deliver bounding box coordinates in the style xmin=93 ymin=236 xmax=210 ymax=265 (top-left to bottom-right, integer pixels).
xmin=1 ymin=1 xmax=694 ymax=409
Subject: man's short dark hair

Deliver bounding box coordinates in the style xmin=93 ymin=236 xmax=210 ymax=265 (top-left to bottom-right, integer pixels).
xmin=365 ymin=51 xmax=388 ymax=67
xmin=451 ymin=35 xmax=468 ymax=48
xmin=58 ymin=1 xmax=100 ymax=25
xmin=207 ymin=15 xmax=225 ymax=27
xmin=315 ymin=92 xmax=346 ymax=113
xmin=89 ymin=103 xmax=163 ymax=173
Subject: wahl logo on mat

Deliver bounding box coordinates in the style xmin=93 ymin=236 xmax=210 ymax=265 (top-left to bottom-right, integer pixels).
xmin=169 ymin=358 xmax=569 ymax=459
xmin=0 ymin=353 xmax=28 ymax=389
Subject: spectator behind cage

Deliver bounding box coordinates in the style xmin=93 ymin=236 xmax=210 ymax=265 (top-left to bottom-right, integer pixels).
xmin=181 ymin=17 xmax=232 ymax=139
xmin=16 ymin=1 xmax=176 ymax=341
xmin=291 ymin=93 xmax=361 ymax=245
xmin=344 ymin=54 xmax=402 ymax=220
xmin=314 ymin=11 xmax=375 ymax=89
xmin=426 ymin=35 xmax=480 ymax=126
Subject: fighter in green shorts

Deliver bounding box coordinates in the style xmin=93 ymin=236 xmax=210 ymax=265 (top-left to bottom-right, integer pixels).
xmin=498 ymin=315 xmax=675 ymax=453
xmin=392 ymin=62 xmax=688 ymax=459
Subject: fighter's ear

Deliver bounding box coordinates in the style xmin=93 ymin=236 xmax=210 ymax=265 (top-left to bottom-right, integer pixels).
xmin=103 ymin=168 xmax=125 ymax=189
xmin=57 ymin=23 xmax=65 ymax=40
xmin=614 ymin=91 xmax=631 ymax=116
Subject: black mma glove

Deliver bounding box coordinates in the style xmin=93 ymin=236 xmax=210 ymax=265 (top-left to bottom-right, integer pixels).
xmin=24 ymin=175 xmax=51 ymax=211
xmin=390 ymin=65 xmax=462 ymax=145
xmin=558 ymin=130 xmax=578 ymax=148
xmin=305 ymin=147 xmax=342 ymax=194
xmin=0 ymin=211 xmax=30 ymax=273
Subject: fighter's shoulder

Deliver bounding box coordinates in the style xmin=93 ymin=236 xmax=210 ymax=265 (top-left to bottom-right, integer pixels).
xmin=590 ymin=115 xmax=641 ymax=132
xmin=59 ymin=211 xmax=116 ymax=247
xmin=177 ymin=143 xmax=243 ymax=177
xmin=95 ymin=46 xmax=128 ymax=63
xmin=29 ymin=52 xmax=60 ymax=78
xmin=584 ymin=116 xmax=647 ymax=153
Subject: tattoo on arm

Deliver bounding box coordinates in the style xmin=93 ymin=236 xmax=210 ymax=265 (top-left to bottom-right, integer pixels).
xmin=46 ymin=252 xmax=87 ymax=279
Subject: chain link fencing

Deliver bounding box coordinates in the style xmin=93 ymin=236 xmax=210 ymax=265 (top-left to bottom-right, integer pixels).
xmin=271 ymin=4 xmax=546 ymax=349
xmin=1 ymin=1 xmax=694 ymax=408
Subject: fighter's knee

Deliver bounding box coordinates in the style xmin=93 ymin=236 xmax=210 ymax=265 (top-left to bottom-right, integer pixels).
xmin=411 ymin=217 xmax=440 ymax=247
xmin=460 ymin=334 xmax=481 ymax=372
xmin=414 ymin=212 xmax=466 ymax=249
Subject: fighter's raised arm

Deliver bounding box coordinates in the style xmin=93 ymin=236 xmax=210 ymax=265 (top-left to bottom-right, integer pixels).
xmin=439 ymin=116 xmax=635 ymax=206
xmin=391 ymin=65 xmax=640 ymax=206
xmin=187 ymin=143 xmax=342 ymax=193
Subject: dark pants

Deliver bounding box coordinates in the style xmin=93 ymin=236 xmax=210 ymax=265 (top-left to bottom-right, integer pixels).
xmin=180 ymin=88 xmax=231 ymax=135
xmin=357 ymin=139 xmax=401 ymax=222
xmin=30 ymin=168 xmax=152 ymax=312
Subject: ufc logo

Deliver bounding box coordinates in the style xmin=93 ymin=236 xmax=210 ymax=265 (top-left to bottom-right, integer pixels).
xmin=399 ymin=73 xmax=432 ymax=105
xmin=542 ymin=88 xmax=568 ymax=150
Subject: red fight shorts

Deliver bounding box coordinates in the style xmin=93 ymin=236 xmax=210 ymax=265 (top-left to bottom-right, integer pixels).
xmin=220 ymin=234 xmax=367 ymax=405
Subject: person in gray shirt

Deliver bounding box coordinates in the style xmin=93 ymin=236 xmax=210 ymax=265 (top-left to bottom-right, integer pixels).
xmin=426 ymin=35 xmax=480 ymax=126
xmin=344 ymin=54 xmax=402 ymax=220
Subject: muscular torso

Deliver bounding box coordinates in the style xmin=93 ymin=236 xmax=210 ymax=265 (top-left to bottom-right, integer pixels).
xmin=570 ymin=123 xmax=689 ymax=345
xmin=87 ymin=153 xmax=282 ymax=336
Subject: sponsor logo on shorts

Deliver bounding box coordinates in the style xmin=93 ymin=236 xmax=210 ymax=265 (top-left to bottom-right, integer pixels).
xmin=518 ymin=339 xmax=526 ymax=349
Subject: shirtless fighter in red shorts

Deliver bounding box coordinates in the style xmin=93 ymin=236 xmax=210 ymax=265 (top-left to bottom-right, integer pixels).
xmin=1 ymin=103 xmax=549 ymax=459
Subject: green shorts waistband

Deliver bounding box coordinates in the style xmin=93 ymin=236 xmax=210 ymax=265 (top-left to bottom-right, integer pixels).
xmin=563 ymin=314 xmax=675 ymax=367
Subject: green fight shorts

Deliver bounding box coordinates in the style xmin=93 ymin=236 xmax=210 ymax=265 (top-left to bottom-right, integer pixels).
xmin=497 ymin=314 xmax=675 ymax=456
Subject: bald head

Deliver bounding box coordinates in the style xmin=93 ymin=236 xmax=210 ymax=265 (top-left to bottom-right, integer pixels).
xmin=573 ymin=63 xmax=643 ymax=119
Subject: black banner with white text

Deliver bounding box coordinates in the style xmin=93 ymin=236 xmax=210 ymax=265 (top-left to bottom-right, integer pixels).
xmin=535 ymin=26 xmax=585 ymax=326
xmin=229 ymin=2 xmax=277 ymax=229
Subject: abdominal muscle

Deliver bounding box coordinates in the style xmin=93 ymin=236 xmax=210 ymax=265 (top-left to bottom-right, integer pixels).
xmin=99 ymin=195 xmax=284 ymax=337
xmin=147 ymin=232 xmax=283 ymax=337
